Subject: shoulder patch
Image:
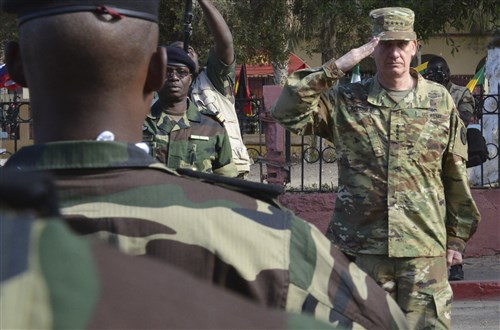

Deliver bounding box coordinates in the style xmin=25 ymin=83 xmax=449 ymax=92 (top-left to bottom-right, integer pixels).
xmin=452 ymin=121 xmax=468 ymax=160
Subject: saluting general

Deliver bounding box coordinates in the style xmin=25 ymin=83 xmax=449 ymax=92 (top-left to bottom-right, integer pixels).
xmin=272 ymin=7 xmax=480 ymax=329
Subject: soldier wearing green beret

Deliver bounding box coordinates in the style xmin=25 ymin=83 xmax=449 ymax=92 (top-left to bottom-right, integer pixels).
xmin=272 ymin=7 xmax=480 ymax=329
xmin=1 ymin=0 xmax=407 ymax=328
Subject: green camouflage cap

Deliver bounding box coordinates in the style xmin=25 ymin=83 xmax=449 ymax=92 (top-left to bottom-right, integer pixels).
xmin=369 ymin=7 xmax=417 ymax=41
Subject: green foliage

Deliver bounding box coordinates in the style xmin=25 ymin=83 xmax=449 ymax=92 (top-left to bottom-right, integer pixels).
xmin=0 ymin=11 xmax=17 ymax=60
xmin=1 ymin=0 xmax=497 ymax=67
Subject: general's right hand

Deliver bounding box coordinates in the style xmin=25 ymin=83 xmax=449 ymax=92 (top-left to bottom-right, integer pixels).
xmin=335 ymin=37 xmax=379 ymax=73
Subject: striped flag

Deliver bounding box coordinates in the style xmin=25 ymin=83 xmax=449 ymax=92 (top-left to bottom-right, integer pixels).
xmin=466 ymin=64 xmax=486 ymax=93
xmin=235 ymin=64 xmax=252 ymax=116
xmin=414 ymin=61 xmax=428 ymax=75
xmin=350 ymin=64 xmax=361 ymax=83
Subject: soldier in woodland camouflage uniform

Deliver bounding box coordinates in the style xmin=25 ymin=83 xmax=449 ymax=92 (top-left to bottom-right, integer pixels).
xmin=143 ymin=46 xmax=238 ymax=177
xmin=2 ymin=1 xmax=407 ymax=328
xmin=0 ymin=169 xmax=332 ymax=330
xmin=272 ymin=7 xmax=480 ymax=330
xmin=171 ymin=0 xmax=252 ymax=178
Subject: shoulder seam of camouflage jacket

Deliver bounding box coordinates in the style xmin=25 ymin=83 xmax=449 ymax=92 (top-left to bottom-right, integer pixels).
xmin=176 ymin=168 xmax=284 ymax=207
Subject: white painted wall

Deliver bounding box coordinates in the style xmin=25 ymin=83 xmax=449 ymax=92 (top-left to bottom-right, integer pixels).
xmin=469 ymin=41 xmax=499 ymax=186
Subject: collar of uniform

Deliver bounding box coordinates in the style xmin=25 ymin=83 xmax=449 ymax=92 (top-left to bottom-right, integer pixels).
xmin=367 ymin=68 xmax=432 ymax=109
xmin=4 ymin=141 xmax=158 ymax=171
xmin=149 ymin=98 xmax=201 ymax=123
xmin=184 ymin=98 xmax=201 ymax=122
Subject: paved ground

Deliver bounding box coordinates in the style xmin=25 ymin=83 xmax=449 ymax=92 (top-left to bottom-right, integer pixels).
xmin=452 ymin=299 xmax=500 ymax=330
xmin=461 ymin=255 xmax=500 ymax=281
xmin=249 ymin=162 xmax=500 ymax=328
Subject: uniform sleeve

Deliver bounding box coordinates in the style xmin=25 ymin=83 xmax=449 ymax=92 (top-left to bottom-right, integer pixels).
xmin=205 ymin=48 xmax=236 ymax=98
xmin=213 ymin=129 xmax=238 ymax=177
xmin=270 ymin=58 xmax=344 ymax=139
xmin=456 ymin=88 xmax=475 ymax=125
xmin=286 ymin=213 xmax=408 ymax=329
xmin=443 ymin=105 xmax=481 ymax=252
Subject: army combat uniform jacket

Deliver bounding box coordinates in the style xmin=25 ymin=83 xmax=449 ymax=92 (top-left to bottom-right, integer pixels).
xmin=143 ymin=98 xmax=238 ymax=177
xmin=4 ymin=141 xmax=407 ymax=329
xmin=271 ymin=61 xmax=480 ymax=258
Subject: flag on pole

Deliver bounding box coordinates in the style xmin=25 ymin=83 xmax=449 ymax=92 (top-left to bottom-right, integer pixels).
xmin=414 ymin=61 xmax=428 ymax=75
xmin=466 ymin=64 xmax=486 ymax=93
xmin=235 ymin=64 xmax=252 ymax=116
xmin=350 ymin=64 xmax=361 ymax=83
xmin=0 ymin=64 xmax=20 ymax=90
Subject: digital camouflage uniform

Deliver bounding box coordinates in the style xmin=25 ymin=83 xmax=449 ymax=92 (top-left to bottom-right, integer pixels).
xmin=271 ymin=59 xmax=481 ymax=329
xmin=447 ymin=82 xmax=475 ymax=125
xmin=4 ymin=141 xmax=408 ymax=329
xmin=143 ymin=98 xmax=238 ymax=177
xmin=0 ymin=169 xmax=333 ymax=330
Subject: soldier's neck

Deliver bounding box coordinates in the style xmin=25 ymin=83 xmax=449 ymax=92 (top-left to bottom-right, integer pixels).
xmin=378 ymin=74 xmax=416 ymax=91
xmin=159 ymin=98 xmax=188 ymax=116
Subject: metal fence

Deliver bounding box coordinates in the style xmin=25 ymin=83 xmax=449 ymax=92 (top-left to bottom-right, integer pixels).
xmin=0 ymin=93 xmax=31 ymax=159
xmin=237 ymin=86 xmax=500 ymax=192
xmin=2 ymin=89 xmax=498 ymax=192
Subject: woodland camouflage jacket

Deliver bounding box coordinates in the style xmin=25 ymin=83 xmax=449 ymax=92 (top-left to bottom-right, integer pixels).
xmin=4 ymin=141 xmax=407 ymax=329
xmin=0 ymin=169 xmax=332 ymax=329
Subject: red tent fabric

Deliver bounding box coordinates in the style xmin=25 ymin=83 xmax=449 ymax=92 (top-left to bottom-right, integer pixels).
xmin=236 ymin=53 xmax=309 ymax=77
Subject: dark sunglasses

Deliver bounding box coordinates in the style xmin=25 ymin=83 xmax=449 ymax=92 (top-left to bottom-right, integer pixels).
xmin=166 ymin=66 xmax=191 ymax=79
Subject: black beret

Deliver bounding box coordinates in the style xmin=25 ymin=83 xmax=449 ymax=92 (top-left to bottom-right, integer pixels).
xmin=1 ymin=0 xmax=159 ymax=25
xmin=166 ymin=46 xmax=196 ymax=74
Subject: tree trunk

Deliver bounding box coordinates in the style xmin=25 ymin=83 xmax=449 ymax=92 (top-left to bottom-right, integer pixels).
xmin=468 ymin=36 xmax=499 ymax=186
xmin=272 ymin=61 xmax=289 ymax=86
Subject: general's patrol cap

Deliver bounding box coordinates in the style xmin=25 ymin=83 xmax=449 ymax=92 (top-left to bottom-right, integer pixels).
xmin=369 ymin=7 xmax=417 ymax=41
xmin=1 ymin=0 xmax=159 ymax=25
xmin=166 ymin=46 xmax=196 ymax=73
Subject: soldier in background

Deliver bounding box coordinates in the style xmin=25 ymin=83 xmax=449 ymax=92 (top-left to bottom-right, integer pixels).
xmin=2 ymin=0 xmax=407 ymax=328
xmin=425 ymin=55 xmax=477 ymax=281
xmin=171 ymin=0 xmax=252 ymax=178
xmin=272 ymin=7 xmax=480 ymax=329
xmin=425 ymin=55 xmax=475 ymax=126
xmin=143 ymin=46 xmax=238 ymax=177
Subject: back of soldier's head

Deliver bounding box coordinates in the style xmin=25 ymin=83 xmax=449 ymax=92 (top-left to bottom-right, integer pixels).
xmin=2 ymin=0 xmax=160 ymax=94
xmin=425 ymin=56 xmax=451 ymax=86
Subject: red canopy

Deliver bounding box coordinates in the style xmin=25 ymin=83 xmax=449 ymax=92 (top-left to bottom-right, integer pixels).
xmin=236 ymin=53 xmax=309 ymax=77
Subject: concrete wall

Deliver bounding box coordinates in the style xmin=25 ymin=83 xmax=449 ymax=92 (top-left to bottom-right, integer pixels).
xmin=279 ymin=188 xmax=500 ymax=258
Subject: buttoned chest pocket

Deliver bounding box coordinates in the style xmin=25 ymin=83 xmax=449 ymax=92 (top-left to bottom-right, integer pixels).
xmin=338 ymin=106 xmax=385 ymax=165
xmin=182 ymin=138 xmax=217 ymax=172
xmin=408 ymin=110 xmax=450 ymax=172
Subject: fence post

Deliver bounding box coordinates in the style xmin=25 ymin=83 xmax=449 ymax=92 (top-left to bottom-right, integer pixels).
xmin=261 ymin=85 xmax=289 ymax=186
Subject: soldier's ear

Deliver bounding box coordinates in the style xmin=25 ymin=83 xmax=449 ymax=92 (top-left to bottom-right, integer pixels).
xmin=144 ymin=46 xmax=166 ymax=93
xmin=410 ymin=40 xmax=418 ymax=56
xmin=5 ymin=41 xmax=28 ymax=87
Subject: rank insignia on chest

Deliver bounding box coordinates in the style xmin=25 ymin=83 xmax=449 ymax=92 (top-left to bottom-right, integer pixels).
xmin=190 ymin=135 xmax=209 ymax=141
